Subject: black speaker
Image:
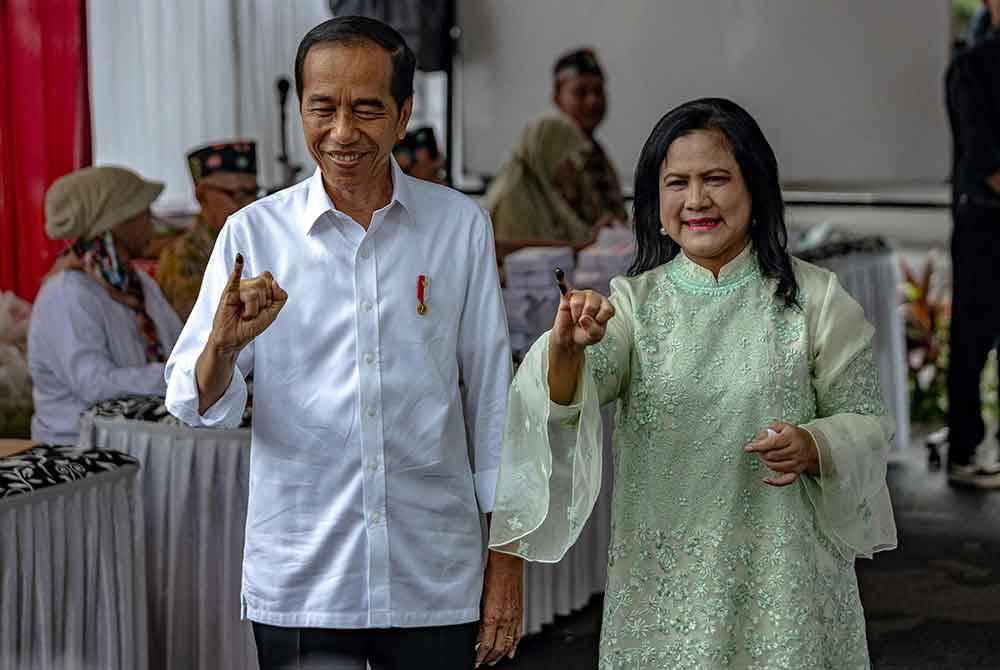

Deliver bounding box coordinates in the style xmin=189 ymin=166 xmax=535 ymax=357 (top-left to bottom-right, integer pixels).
xmin=329 ymin=0 xmax=453 ymax=72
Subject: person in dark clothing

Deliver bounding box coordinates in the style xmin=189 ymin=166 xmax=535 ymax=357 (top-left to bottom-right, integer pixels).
xmin=945 ymin=0 xmax=1000 ymax=488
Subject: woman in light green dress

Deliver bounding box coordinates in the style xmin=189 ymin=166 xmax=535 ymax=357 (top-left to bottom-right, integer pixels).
xmin=489 ymin=98 xmax=896 ymax=669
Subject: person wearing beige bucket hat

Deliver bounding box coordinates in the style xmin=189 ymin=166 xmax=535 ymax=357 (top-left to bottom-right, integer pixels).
xmin=26 ymin=166 xmax=183 ymax=446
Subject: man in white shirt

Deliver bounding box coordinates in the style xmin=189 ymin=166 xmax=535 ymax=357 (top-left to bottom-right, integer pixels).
xmin=165 ymin=16 xmax=523 ymax=670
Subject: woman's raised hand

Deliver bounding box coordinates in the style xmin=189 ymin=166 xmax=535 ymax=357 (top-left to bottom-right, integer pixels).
xmin=549 ymin=270 xmax=615 ymax=353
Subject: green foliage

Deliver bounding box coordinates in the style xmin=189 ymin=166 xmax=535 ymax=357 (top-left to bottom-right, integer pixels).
xmin=901 ymin=257 xmax=951 ymax=422
xmin=954 ymin=0 xmax=983 ymax=21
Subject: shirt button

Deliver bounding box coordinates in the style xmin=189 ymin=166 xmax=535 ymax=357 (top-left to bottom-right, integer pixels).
xmin=366 ymin=406 xmax=377 ymax=417
xmin=370 ymin=511 xmax=381 ymax=523
xmin=360 ymin=247 xmax=371 ymax=259
xmin=368 ymin=461 xmax=378 ymax=473
xmin=362 ymin=301 xmax=373 ymax=312
xmin=364 ymin=353 xmax=375 ymax=365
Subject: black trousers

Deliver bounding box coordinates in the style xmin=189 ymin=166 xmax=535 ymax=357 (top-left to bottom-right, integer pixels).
xmin=947 ymin=203 xmax=1000 ymax=466
xmin=252 ymin=621 xmax=479 ymax=670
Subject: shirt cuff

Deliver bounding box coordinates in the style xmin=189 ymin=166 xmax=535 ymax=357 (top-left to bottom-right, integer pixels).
xmin=165 ymin=363 xmax=247 ymax=429
xmin=800 ymin=423 xmax=834 ymax=483
xmin=474 ymin=468 xmax=499 ymax=513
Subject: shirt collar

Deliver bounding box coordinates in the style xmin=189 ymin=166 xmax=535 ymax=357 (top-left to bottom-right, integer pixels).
xmin=668 ymin=241 xmax=757 ymax=289
xmin=301 ymin=157 xmax=415 ymax=235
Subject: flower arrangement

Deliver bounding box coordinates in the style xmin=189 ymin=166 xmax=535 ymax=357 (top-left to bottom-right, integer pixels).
xmin=901 ymin=255 xmax=999 ymax=425
xmin=900 ymin=257 xmax=951 ymax=423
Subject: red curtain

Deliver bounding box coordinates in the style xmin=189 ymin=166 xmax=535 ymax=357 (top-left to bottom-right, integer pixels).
xmin=0 ymin=0 xmax=92 ymax=302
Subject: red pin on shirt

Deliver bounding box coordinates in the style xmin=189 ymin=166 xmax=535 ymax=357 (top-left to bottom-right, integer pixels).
xmin=417 ymin=275 xmax=429 ymax=315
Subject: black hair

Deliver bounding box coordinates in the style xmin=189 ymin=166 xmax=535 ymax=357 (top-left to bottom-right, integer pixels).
xmin=294 ymin=16 xmax=416 ymax=110
xmin=552 ymin=47 xmax=604 ymax=94
xmin=629 ymin=97 xmax=799 ymax=308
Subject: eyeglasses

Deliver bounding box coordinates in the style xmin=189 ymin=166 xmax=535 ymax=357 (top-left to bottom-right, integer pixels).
xmin=203 ymin=183 xmax=263 ymax=202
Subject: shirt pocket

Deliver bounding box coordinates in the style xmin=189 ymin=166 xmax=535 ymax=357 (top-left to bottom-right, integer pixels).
xmin=381 ymin=298 xmax=462 ymax=473
xmin=386 ymin=276 xmax=460 ymax=393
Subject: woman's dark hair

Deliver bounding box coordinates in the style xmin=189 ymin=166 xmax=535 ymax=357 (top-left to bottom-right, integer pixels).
xmin=629 ymin=97 xmax=799 ymax=308
xmin=294 ymin=16 xmax=416 ymax=110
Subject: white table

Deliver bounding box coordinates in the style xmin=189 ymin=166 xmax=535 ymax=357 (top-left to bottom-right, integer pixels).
xmin=79 ymin=416 xmax=257 ymax=670
xmin=812 ymin=248 xmax=910 ymax=450
xmin=0 ymin=446 xmax=147 ymax=669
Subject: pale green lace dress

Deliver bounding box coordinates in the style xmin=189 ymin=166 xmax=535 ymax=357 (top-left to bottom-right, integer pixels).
xmin=490 ymin=245 xmax=897 ymax=669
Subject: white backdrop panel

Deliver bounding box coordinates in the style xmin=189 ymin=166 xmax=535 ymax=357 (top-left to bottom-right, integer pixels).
xmin=459 ymin=0 xmax=951 ymax=186
xmin=88 ymin=0 xmax=330 ymax=212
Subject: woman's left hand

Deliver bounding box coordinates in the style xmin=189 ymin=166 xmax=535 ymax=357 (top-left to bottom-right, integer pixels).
xmin=744 ymin=422 xmax=820 ymax=487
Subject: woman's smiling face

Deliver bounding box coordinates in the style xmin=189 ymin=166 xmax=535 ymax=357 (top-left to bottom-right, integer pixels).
xmin=659 ymin=128 xmax=752 ymax=276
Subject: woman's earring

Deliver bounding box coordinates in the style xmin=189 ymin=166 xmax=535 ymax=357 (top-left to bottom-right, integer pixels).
xmin=659 ymin=227 xmax=669 ymax=236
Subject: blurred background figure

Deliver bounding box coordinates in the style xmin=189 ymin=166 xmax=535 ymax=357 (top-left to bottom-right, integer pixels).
xmin=0 ymin=292 xmax=33 ymax=439
xmin=156 ymin=141 xmax=260 ymax=321
xmin=551 ymin=48 xmax=628 ymax=227
xmin=394 ymin=125 xmax=447 ymax=184
xmin=944 ymin=0 xmax=1000 ymax=487
xmin=484 ymin=115 xmax=606 ymax=253
xmin=29 ymin=167 xmax=182 ymax=446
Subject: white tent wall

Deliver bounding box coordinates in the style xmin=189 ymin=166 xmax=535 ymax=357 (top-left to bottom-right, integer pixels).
xmin=88 ymin=0 xmax=330 ymax=212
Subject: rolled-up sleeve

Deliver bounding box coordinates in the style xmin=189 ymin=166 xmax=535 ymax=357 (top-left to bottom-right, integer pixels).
xmin=457 ymin=209 xmax=512 ymax=513
xmin=165 ymin=218 xmax=254 ymax=428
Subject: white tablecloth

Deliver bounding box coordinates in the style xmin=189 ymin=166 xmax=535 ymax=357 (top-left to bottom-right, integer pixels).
xmin=813 ymin=249 xmax=909 ymax=450
xmin=0 ymin=458 xmax=147 ymax=670
xmin=79 ymin=417 xmax=257 ymax=670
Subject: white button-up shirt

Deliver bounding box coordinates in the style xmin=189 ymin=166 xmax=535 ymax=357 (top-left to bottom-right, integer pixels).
xmin=165 ymin=162 xmax=512 ymax=629
xmin=29 ymin=270 xmax=182 ymax=445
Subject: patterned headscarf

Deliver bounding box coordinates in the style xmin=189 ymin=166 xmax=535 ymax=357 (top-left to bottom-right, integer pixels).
xmin=70 ymin=233 xmax=166 ymax=363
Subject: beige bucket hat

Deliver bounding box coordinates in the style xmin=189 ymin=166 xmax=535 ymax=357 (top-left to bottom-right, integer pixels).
xmin=44 ymin=166 xmax=164 ymax=241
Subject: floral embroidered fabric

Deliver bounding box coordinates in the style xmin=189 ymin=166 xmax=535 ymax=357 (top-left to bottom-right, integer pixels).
xmin=490 ymin=246 xmax=896 ymax=669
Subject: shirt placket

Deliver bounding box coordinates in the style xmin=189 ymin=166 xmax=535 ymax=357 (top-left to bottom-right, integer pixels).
xmin=356 ymin=221 xmax=390 ymax=627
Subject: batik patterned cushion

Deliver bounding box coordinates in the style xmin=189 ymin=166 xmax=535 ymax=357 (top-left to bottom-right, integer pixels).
xmin=80 ymin=394 xmax=252 ymax=428
xmin=0 ymin=445 xmax=137 ymax=499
